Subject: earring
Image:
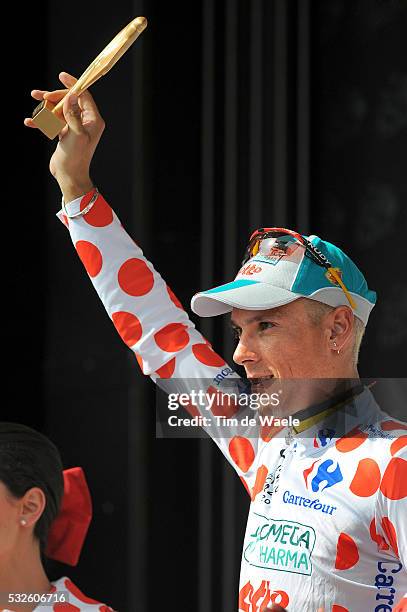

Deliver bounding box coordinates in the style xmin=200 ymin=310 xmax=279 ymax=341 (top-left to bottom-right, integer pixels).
xmin=20 ymin=519 xmax=27 ymax=526
xmin=333 ymin=341 xmax=340 ymax=355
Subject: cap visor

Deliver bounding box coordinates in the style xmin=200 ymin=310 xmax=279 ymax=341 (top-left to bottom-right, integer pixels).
xmin=191 ymin=279 xmax=301 ymax=317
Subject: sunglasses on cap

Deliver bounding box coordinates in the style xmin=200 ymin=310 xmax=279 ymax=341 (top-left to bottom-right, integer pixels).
xmin=242 ymin=227 xmax=357 ymax=310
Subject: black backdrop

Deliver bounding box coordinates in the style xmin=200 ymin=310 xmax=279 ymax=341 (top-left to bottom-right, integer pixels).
xmin=4 ymin=1 xmax=407 ymax=610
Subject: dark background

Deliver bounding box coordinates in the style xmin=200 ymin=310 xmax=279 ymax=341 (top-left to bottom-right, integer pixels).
xmin=3 ymin=0 xmax=407 ymax=610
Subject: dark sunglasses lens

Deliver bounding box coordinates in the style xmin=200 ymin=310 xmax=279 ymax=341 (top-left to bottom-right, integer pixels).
xmin=270 ymin=234 xmax=295 ymax=244
xmin=242 ymin=233 xmax=293 ymax=265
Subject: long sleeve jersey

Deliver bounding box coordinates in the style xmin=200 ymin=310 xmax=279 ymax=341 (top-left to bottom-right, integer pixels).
xmin=57 ymin=192 xmax=407 ymax=612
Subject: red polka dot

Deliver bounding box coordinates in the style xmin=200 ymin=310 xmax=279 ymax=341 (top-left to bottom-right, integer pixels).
xmin=206 ymin=386 xmax=239 ymax=418
xmin=335 ymin=426 xmax=368 ymax=453
xmin=112 ymin=311 xmax=142 ymax=347
xmin=75 ymin=241 xmax=102 ymax=277
xmin=369 ymin=518 xmax=389 ymax=551
xmin=393 ymin=597 xmax=407 ymax=612
xmin=240 ymin=476 xmax=251 ymax=497
xmin=332 ymin=606 xmax=349 ymax=612
xmin=61 ymin=214 xmax=69 ymax=228
xmin=154 ymin=323 xmax=189 ymax=352
xmin=229 ymin=436 xmax=255 ymax=472
xmin=135 ymin=353 xmax=143 ymax=372
xmin=381 ymin=517 xmax=399 ymax=558
xmin=381 ymin=420 xmax=407 ymax=432
xmin=260 ymin=423 xmax=283 ymax=442
xmin=118 ymin=258 xmax=154 ymax=296
xmin=155 ymin=358 xmax=176 ymax=378
xmin=54 ymin=604 xmax=80 ymax=611
xmin=192 ymin=344 xmax=226 ymax=367
xmin=81 ymin=193 xmax=113 ymax=227
xmin=64 ymin=579 xmax=100 ymax=604
xmin=380 ymin=457 xmax=407 ymax=500
xmin=251 ymin=465 xmax=268 ymax=501
xmin=349 ymin=458 xmax=381 ymax=497
xmin=99 ymin=607 xmax=114 ymax=612
xmin=391 ymin=435 xmax=407 ymax=456
xmin=167 ymin=285 xmax=184 ymax=310
xmin=184 ymin=400 xmax=201 ymax=418
xmin=335 ymin=532 xmax=359 ymax=570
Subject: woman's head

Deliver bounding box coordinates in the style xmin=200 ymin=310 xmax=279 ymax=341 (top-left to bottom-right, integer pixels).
xmin=0 ymin=422 xmax=64 ymax=557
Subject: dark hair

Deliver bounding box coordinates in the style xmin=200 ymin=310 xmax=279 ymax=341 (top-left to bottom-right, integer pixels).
xmin=0 ymin=422 xmax=64 ymax=551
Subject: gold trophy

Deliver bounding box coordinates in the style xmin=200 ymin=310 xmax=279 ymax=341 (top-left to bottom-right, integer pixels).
xmin=32 ymin=16 xmax=147 ymax=139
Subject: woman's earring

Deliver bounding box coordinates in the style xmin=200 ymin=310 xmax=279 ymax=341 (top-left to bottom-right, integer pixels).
xmin=333 ymin=341 xmax=340 ymax=355
xmin=20 ymin=518 xmax=27 ymax=526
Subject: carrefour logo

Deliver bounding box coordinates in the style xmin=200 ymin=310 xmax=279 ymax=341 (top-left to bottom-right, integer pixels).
xmin=313 ymin=428 xmax=335 ymax=448
xmin=303 ymin=459 xmax=343 ymax=493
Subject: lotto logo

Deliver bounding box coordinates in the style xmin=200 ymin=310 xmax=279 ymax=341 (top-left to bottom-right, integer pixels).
xmin=240 ymin=264 xmax=262 ymax=276
xmin=239 ymin=580 xmax=289 ymax=612
xmin=303 ymin=459 xmax=343 ymax=493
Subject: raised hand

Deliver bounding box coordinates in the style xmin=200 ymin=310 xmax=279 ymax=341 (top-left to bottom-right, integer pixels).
xmin=24 ymin=71 xmax=105 ymax=202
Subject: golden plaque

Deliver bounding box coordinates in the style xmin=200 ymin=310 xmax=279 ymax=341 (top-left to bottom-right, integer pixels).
xmin=32 ymin=16 xmax=147 ymax=139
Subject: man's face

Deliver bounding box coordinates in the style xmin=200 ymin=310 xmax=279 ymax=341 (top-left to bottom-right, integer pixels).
xmin=231 ymin=298 xmax=330 ymax=382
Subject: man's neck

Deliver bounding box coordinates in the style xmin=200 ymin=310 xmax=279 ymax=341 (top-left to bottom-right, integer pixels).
xmin=291 ymin=379 xmax=365 ymax=434
xmin=264 ymin=375 xmax=361 ymax=419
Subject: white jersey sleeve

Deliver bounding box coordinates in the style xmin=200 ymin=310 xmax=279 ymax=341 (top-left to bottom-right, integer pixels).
xmin=58 ymin=192 xmax=268 ymax=487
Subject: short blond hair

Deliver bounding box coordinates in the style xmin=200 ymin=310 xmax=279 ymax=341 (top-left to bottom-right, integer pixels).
xmin=303 ymin=299 xmax=365 ymax=366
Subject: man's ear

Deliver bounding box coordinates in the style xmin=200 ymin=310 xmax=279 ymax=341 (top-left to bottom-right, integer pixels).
xmin=19 ymin=487 xmax=46 ymax=529
xmin=326 ymin=306 xmax=354 ymax=353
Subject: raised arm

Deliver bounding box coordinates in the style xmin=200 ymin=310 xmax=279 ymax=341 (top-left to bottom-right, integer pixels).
xmin=25 ymin=73 xmax=271 ymax=490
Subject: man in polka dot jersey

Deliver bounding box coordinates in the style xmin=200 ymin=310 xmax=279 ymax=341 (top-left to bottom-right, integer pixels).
xmin=25 ymin=73 xmax=407 ymax=612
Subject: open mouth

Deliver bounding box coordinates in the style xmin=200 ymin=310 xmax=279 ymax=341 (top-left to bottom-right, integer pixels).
xmin=249 ymin=375 xmax=275 ymax=389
